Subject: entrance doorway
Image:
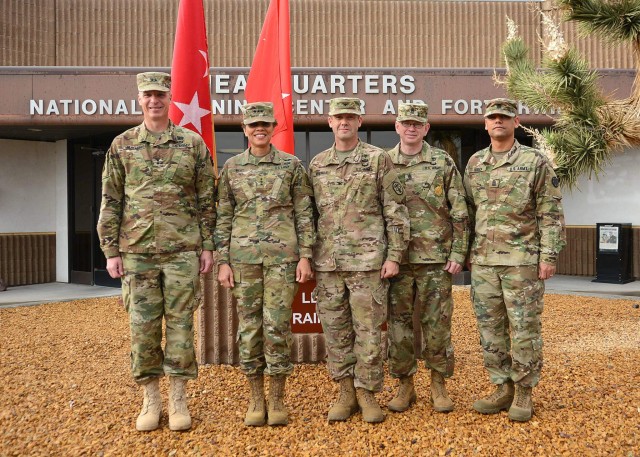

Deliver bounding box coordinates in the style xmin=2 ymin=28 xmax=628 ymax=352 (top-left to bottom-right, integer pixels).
xmin=69 ymin=134 xmax=121 ymax=287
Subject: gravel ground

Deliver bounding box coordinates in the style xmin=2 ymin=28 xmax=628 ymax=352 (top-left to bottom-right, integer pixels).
xmin=1 ymin=289 xmax=639 ymax=456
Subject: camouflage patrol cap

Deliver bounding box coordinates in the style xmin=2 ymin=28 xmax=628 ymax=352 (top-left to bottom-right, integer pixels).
xmin=328 ymin=97 xmax=363 ymax=116
xmin=242 ymin=102 xmax=276 ymax=124
xmin=484 ymin=98 xmax=517 ymax=118
xmin=136 ymin=72 xmax=171 ymax=92
xmin=397 ymin=102 xmax=429 ymax=123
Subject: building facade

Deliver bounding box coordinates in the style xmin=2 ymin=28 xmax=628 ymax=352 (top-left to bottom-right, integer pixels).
xmin=1 ymin=0 xmax=639 ymax=289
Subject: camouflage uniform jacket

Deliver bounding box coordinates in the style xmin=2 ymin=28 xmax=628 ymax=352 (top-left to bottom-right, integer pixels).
xmin=309 ymin=141 xmax=409 ymax=272
xmin=97 ymin=121 xmax=216 ymax=258
xmin=463 ymin=140 xmax=566 ymax=266
xmin=388 ymin=142 xmax=469 ymax=265
xmin=214 ymin=145 xmax=315 ymax=265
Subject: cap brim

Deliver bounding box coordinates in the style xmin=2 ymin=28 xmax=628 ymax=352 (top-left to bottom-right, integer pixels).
xmin=484 ymin=109 xmax=516 ymax=118
xmin=396 ymin=115 xmax=427 ymax=123
xmin=329 ymin=109 xmax=362 ymax=116
xmin=138 ymin=84 xmax=170 ymax=92
xmin=243 ymin=116 xmax=276 ymax=125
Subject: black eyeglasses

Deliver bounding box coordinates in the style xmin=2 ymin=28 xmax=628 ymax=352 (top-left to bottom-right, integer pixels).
xmin=399 ymin=121 xmax=424 ymax=129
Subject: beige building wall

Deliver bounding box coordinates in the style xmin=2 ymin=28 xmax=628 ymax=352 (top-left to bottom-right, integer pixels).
xmin=1 ymin=0 xmax=635 ymax=70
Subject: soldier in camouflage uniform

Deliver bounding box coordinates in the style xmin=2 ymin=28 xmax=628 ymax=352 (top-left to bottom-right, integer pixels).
xmin=464 ymin=98 xmax=566 ymax=422
xmin=214 ymin=102 xmax=315 ymax=427
xmin=309 ymin=97 xmax=409 ymax=423
xmin=386 ymin=102 xmax=469 ymax=414
xmin=97 ymin=72 xmax=216 ymax=432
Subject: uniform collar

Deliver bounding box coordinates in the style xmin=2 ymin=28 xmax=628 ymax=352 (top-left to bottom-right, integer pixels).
xmin=388 ymin=141 xmax=433 ymax=166
xmin=236 ymin=144 xmax=282 ymax=165
xmin=316 ymin=140 xmax=364 ymax=166
xmin=137 ymin=120 xmax=177 ymax=145
xmin=482 ymin=139 xmax=521 ymax=165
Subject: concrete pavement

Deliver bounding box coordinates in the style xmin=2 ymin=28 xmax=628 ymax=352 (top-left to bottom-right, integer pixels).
xmin=545 ymin=274 xmax=639 ymax=299
xmin=0 ymin=282 xmax=120 ymax=308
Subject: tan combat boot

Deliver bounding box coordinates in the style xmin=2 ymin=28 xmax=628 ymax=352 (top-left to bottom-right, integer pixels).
xmin=508 ymin=385 xmax=533 ymax=422
xmin=327 ymin=376 xmax=359 ymax=422
xmin=387 ymin=376 xmax=416 ymax=412
xmin=136 ymin=378 xmax=162 ymax=431
xmin=267 ymin=375 xmax=288 ymax=426
xmin=245 ymin=375 xmax=266 ymax=426
xmin=430 ymin=371 xmax=454 ymax=413
xmin=472 ymin=380 xmax=515 ymax=414
xmin=356 ymin=388 xmax=385 ymax=423
xmin=168 ymin=377 xmax=191 ymax=431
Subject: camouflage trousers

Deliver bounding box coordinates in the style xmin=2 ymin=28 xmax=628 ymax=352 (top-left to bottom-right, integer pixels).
xmin=231 ymin=262 xmax=298 ymax=377
xmin=471 ymin=264 xmax=544 ymax=388
xmin=121 ymin=251 xmax=201 ymax=384
xmin=315 ymin=270 xmax=388 ymax=392
xmin=388 ymin=263 xmax=454 ymax=379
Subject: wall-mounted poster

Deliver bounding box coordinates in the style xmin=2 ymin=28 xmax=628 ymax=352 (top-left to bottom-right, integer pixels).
xmin=598 ymin=225 xmax=619 ymax=252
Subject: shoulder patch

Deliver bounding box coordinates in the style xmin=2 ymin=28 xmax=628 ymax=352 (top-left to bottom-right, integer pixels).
xmin=392 ymin=181 xmax=404 ymax=195
xmin=552 ymin=176 xmax=560 ymax=188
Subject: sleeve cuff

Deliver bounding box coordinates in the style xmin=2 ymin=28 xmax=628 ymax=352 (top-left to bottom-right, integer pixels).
xmin=103 ymin=247 xmax=120 ymax=258
xmin=540 ymin=253 xmax=557 ymax=265
xmin=385 ymin=251 xmax=403 ymax=264
xmin=448 ymin=252 xmax=466 ymax=265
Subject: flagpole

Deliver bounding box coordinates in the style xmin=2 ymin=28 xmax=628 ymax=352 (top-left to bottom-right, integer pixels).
xmin=245 ymin=0 xmax=294 ymax=155
xmin=211 ymin=115 xmax=218 ymax=177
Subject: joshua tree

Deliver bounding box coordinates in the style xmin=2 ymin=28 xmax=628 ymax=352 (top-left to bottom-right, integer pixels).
xmin=499 ymin=0 xmax=640 ymax=189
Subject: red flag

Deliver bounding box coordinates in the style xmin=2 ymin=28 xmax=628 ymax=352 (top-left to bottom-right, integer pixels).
xmin=169 ymin=0 xmax=217 ymax=173
xmin=245 ymin=0 xmax=294 ymax=154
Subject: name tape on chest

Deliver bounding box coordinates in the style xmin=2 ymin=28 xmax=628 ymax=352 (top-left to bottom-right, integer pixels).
xmin=121 ymin=145 xmax=145 ymax=151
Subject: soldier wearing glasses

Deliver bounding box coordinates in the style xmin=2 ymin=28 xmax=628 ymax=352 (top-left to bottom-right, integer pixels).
xmin=386 ymin=102 xmax=469 ymax=414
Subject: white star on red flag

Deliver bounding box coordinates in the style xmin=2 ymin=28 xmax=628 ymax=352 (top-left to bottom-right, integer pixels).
xmin=169 ymin=0 xmax=217 ymax=172
xmin=173 ymin=92 xmax=211 ymax=134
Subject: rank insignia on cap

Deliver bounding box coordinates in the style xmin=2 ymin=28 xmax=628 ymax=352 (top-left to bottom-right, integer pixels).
xmin=328 ymin=97 xmax=363 ymax=116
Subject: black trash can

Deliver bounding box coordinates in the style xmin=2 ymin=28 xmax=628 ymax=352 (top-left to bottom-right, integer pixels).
xmin=593 ymin=223 xmax=635 ymax=284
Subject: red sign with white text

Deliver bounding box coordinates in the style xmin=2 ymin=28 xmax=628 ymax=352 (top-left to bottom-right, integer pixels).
xmin=291 ymin=279 xmax=322 ymax=333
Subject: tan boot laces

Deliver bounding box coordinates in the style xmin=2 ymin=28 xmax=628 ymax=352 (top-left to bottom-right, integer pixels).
xmin=513 ymin=386 xmax=532 ymax=408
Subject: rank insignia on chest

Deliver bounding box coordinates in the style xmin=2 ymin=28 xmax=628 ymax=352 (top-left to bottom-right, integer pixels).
xmin=490 ymin=179 xmax=500 ymax=188
xmin=361 ymin=155 xmax=370 ymax=168
xmin=434 ymin=185 xmax=443 ymax=196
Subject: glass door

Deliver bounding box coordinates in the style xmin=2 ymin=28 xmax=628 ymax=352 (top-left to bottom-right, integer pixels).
xmin=68 ymin=137 xmax=121 ymax=287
